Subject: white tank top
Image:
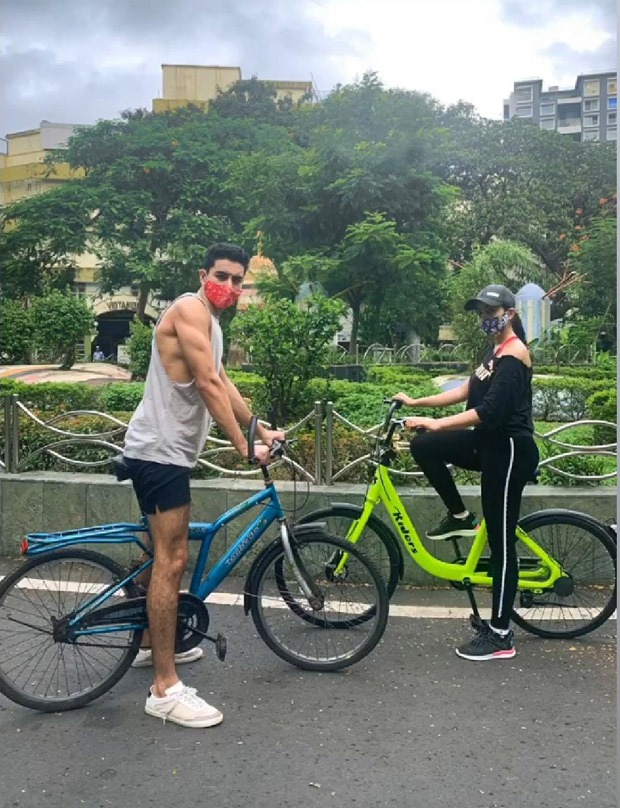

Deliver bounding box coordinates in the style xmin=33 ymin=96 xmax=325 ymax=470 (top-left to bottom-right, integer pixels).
xmin=124 ymin=294 xmax=223 ymax=468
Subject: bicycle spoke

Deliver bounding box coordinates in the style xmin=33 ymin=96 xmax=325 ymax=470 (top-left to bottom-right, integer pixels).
xmin=0 ymin=553 xmax=139 ymax=709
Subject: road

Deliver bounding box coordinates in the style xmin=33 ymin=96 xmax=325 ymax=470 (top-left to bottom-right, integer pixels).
xmin=0 ymin=581 xmax=616 ymax=808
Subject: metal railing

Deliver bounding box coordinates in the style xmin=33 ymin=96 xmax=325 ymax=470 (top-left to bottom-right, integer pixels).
xmin=1 ymin=395 xmax=616 ymax=484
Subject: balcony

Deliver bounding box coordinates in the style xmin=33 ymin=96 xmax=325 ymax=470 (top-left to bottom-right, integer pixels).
xmin=557 ymin=118 xmax=582 ymax=134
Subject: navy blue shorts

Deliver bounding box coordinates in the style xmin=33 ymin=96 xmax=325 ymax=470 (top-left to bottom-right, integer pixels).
xmin=123 ymin=457 xmax=191 ymax=515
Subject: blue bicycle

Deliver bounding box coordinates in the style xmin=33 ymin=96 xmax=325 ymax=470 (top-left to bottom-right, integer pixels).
xmin=0 ymin=420 xmax=388 ymax=712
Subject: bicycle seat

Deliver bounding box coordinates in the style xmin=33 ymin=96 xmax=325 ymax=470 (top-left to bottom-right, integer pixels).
xmin=112 ymin=456 xmax=131 ymax=482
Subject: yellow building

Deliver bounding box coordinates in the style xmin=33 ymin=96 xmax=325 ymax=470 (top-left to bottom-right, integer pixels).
xmin=153 ymin=64 xmax=315 ymax=113
xmin=0 ymin=121 xmax=82 ymax=206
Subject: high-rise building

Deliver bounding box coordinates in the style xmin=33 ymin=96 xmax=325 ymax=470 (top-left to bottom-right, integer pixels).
xmin=503 ymin=71 xmax=617 ymax=143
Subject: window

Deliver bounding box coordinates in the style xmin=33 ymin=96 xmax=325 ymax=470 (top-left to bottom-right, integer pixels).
xmin=583 ymin=131 xmax=600 ymax=142
xmin=540 ymin=102 xmax=555 ymax=116
xmin=74 ymin=283 xmax=87 ymax=299
xmin=608 ymin=111 xmax=617 ymax=125
xmin=583 ymin=114 xmax=599 ymax=128
xmin=583 ymin=80 xmax=600 ymax=97
xmin=516 ymin=105 xmax=532 ymax=118
xmin=608 ymin=96 xmax=617 ymax=110
xmin=515 ymin=86 xmax=533 ymax=103
xmin=608 ymin=78 xmax=617 ymax=95
xmin=607 ymin=128 xmax=617 ymax=141
xmin=583 ymin=99 xmax=599 ymax=112
xmin=540 ymin=118 xmax=555 ymax=130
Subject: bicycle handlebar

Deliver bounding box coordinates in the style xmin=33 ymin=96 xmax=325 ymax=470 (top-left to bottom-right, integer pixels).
xmin=248 ymin=414 xmax=286 ymax=466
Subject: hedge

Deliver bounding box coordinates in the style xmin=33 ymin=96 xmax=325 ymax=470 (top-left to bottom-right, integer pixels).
xmin=533 ymin=377 xmax=611 ymax=421
xmin=1 ymin=373 xmax=615 ymax=484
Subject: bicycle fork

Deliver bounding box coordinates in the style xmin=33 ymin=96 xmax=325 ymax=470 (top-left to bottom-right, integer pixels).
xmin=279 ymin=521 xmax=325 ymax=611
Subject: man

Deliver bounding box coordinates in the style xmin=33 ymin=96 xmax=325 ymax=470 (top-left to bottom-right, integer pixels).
xmin=122 ymin=243 xmax=283 ymax=728
xmin=93 ymin=346 xmax=105 ymax=361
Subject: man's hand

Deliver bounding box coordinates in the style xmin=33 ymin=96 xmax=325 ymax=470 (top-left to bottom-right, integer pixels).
xmin=392 ymin=392 xmax=415 ymax=407
xmin=405 ymin=416 xmax=442 ymax=433
xmin=253 ymin=444 xmax=272 ymax=465
xmin=258 ymin=427 xmax=286 ymax=446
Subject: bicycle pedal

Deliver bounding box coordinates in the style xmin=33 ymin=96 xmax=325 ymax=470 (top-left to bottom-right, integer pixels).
xmin=206 ymin=632 xmax=227 ymax=662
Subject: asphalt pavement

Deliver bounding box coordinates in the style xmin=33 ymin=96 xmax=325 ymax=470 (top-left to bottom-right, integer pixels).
xmin=0 ymin=583 xmax=615 ymax=808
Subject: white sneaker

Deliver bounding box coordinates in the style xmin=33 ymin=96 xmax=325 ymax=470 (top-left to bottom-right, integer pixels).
xmin=145 ymin=681 xmax=224 ymax=728
xmin=132 ymin=647 xmax=204 ymax=668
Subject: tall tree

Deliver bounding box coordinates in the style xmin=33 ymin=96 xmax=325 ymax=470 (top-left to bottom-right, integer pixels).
xmin=438 ymin=107 xmax=617 ymax=276
xmin=1 ymin=104 xmax=293 ymax=318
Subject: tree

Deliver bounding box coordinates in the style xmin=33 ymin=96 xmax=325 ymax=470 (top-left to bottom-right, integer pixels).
xmin=439 ymin=108 xmax=617 ymax=276
xmin=230 ymin=295 xmax=345 ymax=424
xmin=1 ymin=105 xmax=293 ymax=319
xmin=126 ymin=318 xmax=153 ymax=380
xmin=570 ymin=201 xmax=617 ymax=350
xmin=449 ymin=240 xmax=544 ymax=366
xmin=0 ymin=299 xmax=34 ymax=363
xmin=0 ymin=182 xmax=97 ymax=299
xmin=323 ymin=213 xmax=449 ymax=353
xmin=31 ymin=290 xmax=95 ymax=369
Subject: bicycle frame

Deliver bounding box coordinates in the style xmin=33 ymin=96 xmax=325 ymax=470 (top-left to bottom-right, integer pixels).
xmin=23 ymin=484 xmax=288 ymax=636
xmin=338 ymin=464 xmax=564 ymax=590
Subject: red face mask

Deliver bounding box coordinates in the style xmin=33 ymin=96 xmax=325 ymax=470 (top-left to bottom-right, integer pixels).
xmin=204 ymin=279 xmax=242 ymax=310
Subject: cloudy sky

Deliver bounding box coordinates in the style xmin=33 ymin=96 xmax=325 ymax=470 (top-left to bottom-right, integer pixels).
xmin=0 ymin=0 xmax=615 ymax=136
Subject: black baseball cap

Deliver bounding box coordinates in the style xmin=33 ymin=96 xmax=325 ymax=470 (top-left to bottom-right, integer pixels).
xmin=464 ymin=284 xmax=516 ymax=312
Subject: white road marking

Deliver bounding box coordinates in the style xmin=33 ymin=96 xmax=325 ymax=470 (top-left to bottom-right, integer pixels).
xmin=0 ymin=576 xmax=615 ymax=621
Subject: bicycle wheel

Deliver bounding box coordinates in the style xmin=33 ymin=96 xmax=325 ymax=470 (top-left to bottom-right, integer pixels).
xmin=0 ymin=549 xmax=142 ymax=712
xmin=512 ymin=510 xmax=617 ymax=639
xmin=249 ymin=531 xmax=388 ymax=671
xmin=296 ymin=506 xmax=401 ymax=599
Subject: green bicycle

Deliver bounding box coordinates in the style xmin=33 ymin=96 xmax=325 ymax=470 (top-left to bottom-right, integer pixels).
xmin=297 ymin=400 xmax=617 ymax=639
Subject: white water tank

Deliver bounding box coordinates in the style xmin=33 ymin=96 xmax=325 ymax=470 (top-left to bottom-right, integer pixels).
xmin=515 ymin=283 xmax=551 ymax=342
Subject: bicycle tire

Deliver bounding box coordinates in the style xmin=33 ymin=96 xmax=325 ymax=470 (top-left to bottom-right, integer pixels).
xmin=296 ymin=505 xmax=401 ymax=601
xmin=249 ymin=531 xmax=388 ymax=672
xmin=0 ymin=549 xmax=142 ymax=712
xmin=512 ymin=509 xmax=617 ymax=639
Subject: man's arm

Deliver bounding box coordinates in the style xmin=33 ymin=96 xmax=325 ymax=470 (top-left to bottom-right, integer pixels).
xmin=174 ymin=300 xmax=248 ymax=459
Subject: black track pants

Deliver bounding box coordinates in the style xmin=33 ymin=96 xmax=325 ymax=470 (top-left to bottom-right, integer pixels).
xmin=410 ymin=430 xmax=539 ymax=629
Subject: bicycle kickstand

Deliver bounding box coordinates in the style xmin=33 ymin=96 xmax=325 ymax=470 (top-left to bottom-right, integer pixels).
xmin=462 ymin=578 xmax=481 ymax=620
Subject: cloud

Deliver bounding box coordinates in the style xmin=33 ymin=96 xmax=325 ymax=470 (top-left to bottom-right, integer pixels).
xmin=499 ymin=0 xmax=616 ymax=30
xmin=544 ymin=37 xmax=617 ymax=79
xmin=0 ymin=0 xmax=369 ymax=134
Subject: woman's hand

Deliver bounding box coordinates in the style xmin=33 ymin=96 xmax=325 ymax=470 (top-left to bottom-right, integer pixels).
xmin=405 ymin=416 xmax=442 ymax=433
xmin=392 ymin=392 xmax=415 ymax=407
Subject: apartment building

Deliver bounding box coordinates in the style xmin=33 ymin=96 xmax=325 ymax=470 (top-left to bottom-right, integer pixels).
xmin=503 ymin=70 xmax=617 ymax=142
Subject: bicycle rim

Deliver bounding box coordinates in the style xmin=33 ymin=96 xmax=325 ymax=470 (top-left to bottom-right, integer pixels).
xmin=513 ymin=511 xmax=617 ymax=639
xmin=0 ymin=550 xmax=141 ymax=711
xmin=251 ymin=534 xmax=388 ymax=671
xmin=298 ymin=507 xmax=400 ymax=600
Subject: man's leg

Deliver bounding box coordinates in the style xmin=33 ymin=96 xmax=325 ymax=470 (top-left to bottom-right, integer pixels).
xmin=147 ymin=503 xmax=190 ymax=696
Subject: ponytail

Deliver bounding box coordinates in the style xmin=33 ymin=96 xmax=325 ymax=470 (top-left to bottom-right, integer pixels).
xmin=512 ymin=312 xmax=527 ymax=346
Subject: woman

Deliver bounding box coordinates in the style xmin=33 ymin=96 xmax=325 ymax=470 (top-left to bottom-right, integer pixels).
xmin=394 ymin=284 xmax=539 ymax=662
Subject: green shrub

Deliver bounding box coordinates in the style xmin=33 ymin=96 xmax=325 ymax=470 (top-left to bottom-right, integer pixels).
xmin=13 ymin=411 xmax=129 ymax=472
xmin=538 ymin=452 xmax=609 ymax=487
xmin=587 ymin=388 xmax=617 ymax=447
xmin=534 ymin=365 xmax=615 ymax=381
xmin=0 ymin=380 xmax=102 ymax=412
xmin=99 ymin=383 xmax=145 ymax=412
xmin=364 ymin=365 xmax=432 ymax=386
xmin=127 ymin=319 xmax=153 ymax=380
xmin=225 ymin=370 xmax=269 ymax=412
xmin=533 ymin=377 xmax=610 ymax=421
